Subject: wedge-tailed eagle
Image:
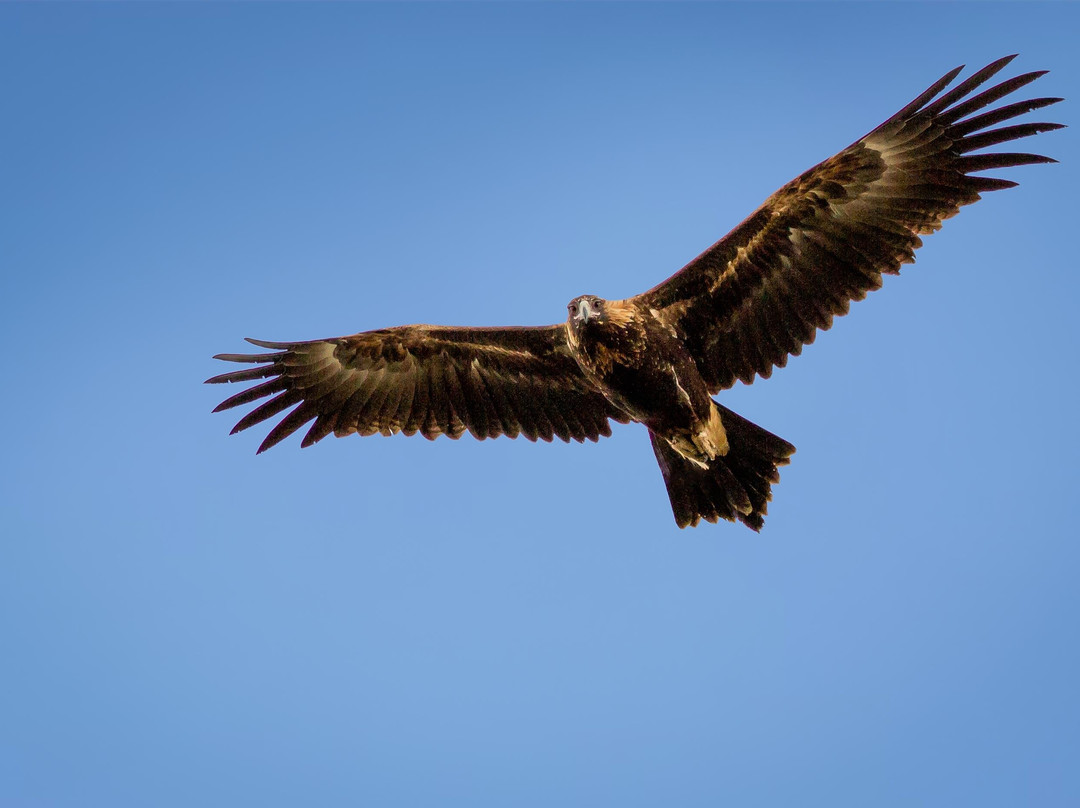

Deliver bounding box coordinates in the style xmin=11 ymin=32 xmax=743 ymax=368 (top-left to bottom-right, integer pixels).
xmin=207 ymin=56 xmax=1062 ymax=529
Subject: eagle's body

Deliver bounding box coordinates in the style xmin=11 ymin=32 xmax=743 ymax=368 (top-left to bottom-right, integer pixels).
xmin=208 ymin=56 xmax=1062 ymax=529
xmin=565 ymin=296 xmax=730 ymax=465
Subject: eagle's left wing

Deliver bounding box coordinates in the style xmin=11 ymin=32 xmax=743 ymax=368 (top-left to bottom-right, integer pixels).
xmin=634 ymin=56 xmax=1062 ymax=392
xmin=206 ymin=324 xmax=628 ymax=453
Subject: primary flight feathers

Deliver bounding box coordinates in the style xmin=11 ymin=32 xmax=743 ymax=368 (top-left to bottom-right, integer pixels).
xmin=212 ymin=327 xmax=628 ymax=447
xmin=208 ymin=56 xmax=1061 ymax=530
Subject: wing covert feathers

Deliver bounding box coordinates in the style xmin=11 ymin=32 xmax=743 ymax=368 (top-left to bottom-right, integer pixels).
xmin=207 ymin=326 xmax=627 ymax=453
xmin=636 ymin=55 xmax=1062 ymax=391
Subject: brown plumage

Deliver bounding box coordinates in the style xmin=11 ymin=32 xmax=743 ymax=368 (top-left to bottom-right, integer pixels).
xmin=207 ymin=56 xmax=1062 ymax=530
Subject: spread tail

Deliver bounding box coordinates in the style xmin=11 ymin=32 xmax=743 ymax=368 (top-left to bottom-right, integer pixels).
xmin=650 ymin=404 xmax=795 ymax=530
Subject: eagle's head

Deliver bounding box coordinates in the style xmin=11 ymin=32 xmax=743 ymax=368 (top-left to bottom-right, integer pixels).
xmin=567 ymin=295 xmax=607 ymax=333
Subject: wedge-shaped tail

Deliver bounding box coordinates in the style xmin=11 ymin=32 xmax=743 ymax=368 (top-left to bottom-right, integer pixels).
xmin=650 ymin=405 xmax=795 ymax=530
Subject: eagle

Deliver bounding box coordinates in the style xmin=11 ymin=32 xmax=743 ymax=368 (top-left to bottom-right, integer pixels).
xmin=207 ymin=56 xmax=1061 ymax=530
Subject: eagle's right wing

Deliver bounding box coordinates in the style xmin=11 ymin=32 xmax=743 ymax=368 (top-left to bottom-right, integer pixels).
xmin=206 ymin=324 xmax=628 ymax=453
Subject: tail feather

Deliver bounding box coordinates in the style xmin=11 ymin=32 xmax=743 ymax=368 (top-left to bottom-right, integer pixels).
xmin=650 ymin=404 xmax=795 ymax=530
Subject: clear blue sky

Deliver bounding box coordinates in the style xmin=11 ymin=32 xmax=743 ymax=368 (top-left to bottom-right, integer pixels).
xmin=2 ymin=4 xmax=1077 ymax=806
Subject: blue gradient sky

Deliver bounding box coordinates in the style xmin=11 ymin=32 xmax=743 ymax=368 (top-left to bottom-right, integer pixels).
xmin=2 ymin=4 xmax=1078 ymax=806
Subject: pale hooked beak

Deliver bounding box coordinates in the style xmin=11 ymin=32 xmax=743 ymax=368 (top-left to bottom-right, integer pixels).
xmin=574 ymin=299 xmax=596 ymax=322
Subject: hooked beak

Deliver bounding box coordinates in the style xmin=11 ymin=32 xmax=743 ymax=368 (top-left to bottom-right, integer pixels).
xmin=574 ymin=299 xmax=596 ymax=323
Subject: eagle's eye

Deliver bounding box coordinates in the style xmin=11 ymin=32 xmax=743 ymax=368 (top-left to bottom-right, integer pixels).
xmin=569 ymin=303 xmax=577 ymax=314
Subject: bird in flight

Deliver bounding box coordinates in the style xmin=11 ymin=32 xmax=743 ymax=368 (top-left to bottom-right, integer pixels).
xmin=207 ymin=56 xmax=1061 ymax=530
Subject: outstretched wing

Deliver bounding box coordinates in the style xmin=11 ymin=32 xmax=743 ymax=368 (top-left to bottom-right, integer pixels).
xmin=635 ymin=55 xmax=1063 ymax=391
xmin=206 ymin=324 xmax=628 ymax=453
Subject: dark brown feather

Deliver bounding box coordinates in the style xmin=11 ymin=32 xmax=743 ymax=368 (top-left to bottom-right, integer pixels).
xmin=634 ymin=58 xmax=1062 ymax=392
xmin=206 ymin=325 xmax=628 ymax=451
xmin=207 ymin=57 xmax=1061 ymax=531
